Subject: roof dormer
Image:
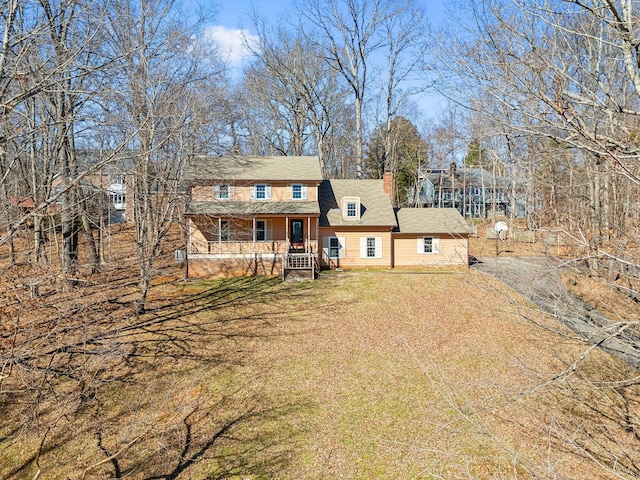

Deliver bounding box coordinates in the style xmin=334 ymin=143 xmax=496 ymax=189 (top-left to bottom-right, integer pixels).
xmin=342 ymin=196 xmax=361 ymax=221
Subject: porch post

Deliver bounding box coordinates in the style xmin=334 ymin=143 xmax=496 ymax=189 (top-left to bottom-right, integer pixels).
xmin=307 ymin=216 xmax=311 ymax=252
xmin=315 ymin=215 xmax=319 ymax=256
xmin=218 ymin=217 xmax=221 ymax=252
xmin=285 ymin=216 xmax=289 ymax=253
xmin=252 ymin=217 xmax=256 ymax=252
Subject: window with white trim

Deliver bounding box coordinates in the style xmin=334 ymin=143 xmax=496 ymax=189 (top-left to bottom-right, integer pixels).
xmin=110 ymin=193 xmax=126 ymax=209
xmin=418 ymin=236 xmax=439 ymax=254
xmin=329 ymin=237 xmax=340 ymax=258
xmin=291 ymin=184 xmax=307 ymax=200
xmin=325 ymin=236 xmax=345 ymax=259
xmin=346 ymin=202 xmax=357 ymax=217
xmin=215 ymin=184 xmax=230 ymax=199
xmin=255 ymin=219 xmax=272 ymax=241
xmin=342 ymin=196 xmax=361 ymax=220
xmin=360 ymin=236 xmax=382 ymax=258
xmin=251 ymin=184 xmax=271 ymax=200
xmin=218 ymin=220 xmax=230 ymax=241
xmin=110 ymin=174 xmax=126 ymax=185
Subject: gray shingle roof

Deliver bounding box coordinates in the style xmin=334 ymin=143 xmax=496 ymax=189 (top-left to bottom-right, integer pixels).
xmin=185 ymin=155 xmax=323 ymax=182
xmin=318 ymin=179 xmax=397 ymax=227
xmin=394 ymin=208 xmax=471 ymax=234
xmin=185 ymin=200 xmax=320 ymax=216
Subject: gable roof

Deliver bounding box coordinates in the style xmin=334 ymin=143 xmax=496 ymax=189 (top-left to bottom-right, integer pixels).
xmin=186 ymin=155 xmax=323 ymax=183
xmin=394 ymin=208 xmax=471 ymax=234
xmin=319 ymin=179 xmax=397 ymax=227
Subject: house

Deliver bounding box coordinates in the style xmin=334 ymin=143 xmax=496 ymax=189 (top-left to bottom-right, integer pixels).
xmin=184 ymin=155 xmax=323 ymax=279
xmin=408 ymin=163 xmax=525 ymax=219
xmin=184 ymin=155 xmax=472 ymax=279
xmin=51 ymin=170 xmax=132 ymax=223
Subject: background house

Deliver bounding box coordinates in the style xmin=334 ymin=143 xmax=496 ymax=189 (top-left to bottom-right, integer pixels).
xmin=408 ymin=163 xmax=526 ymax=219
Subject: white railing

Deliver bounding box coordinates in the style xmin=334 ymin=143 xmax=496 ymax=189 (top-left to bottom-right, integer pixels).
xmin=285 ymin=253 xmax=315 ymax=269
xmin=189 ymin=239 xmax=318 ymax=256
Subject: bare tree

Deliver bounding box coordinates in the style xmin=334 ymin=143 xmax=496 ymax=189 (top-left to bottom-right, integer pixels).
xmin=299 ymin=0 xmax=396 ymax=178
xmin=244 ymin=19 xmax=349 ymax=175
xmin=430 ymin=0 xmax=640 ymax=475
xmin=103 ymin=0 xmax=224 ymax=312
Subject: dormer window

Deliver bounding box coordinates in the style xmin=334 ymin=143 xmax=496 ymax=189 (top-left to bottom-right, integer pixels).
xmin=346 ymin=202 xmax=357 ymax=217
xmin=342 ymin=196 xmax=360 ymax=220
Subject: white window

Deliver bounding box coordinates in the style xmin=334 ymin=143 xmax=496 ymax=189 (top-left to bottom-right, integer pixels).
xmin=251 ymin=184 xmax=272 ymax=200
xmin=291 ymin=184 xmax=307 ymax=200
xmin=214 ymin=184 xmax=230 ymax=200
xmin=360 ymin=236 xmax=382 ymax=259
xmin=342 ymin=196 xmax=361 ymax=220
xmin=110 ymin=193 xmax=126 ymax=209
xmin=218 ymin=220 xmax=230 ymax=241
xmin=325 ymin=236 xmax=345 ymax=259
xmin=111 ymin=174 xmax=126 ymax=185
xmin=346 ymin=202 xmax=357 ymax=217
xmin=255 ymin=219 xmax=272 ymax=241
xmin=418 ymin=236 xmax=440 ymax=254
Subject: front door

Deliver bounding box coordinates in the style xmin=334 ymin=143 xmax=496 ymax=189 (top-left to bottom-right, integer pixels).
xmin=290 ymin=220 xmax=304 ymax=250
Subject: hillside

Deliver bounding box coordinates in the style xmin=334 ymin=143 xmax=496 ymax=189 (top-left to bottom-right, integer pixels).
xmin=1 ymin=227 xmax=639 ymax=479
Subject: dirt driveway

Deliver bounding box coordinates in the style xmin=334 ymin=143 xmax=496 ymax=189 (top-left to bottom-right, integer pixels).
xmin=472 ymin=256 xmax=640 ymax=369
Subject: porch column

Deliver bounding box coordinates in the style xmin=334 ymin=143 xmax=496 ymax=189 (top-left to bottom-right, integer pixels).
xmin=307 ymin=216 xmax=311 ymax=252
xmin=252 ymin=217 xmax=256 ymax=252
xmin=187 ymin=218 xmax=192 ymax=254
xmin=285 ymin=216 xmax=289 ymax=253
xmin=218 ymin=217 xmax=221 ymax=253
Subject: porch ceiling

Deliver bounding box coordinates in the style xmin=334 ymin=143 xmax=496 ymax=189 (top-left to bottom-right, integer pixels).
xmin=185 ymin=200 xmax=320 ymax=216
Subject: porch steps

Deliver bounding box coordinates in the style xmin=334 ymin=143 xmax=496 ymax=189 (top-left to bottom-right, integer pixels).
xmin=283 ymin=253 xmax=318 ymax=281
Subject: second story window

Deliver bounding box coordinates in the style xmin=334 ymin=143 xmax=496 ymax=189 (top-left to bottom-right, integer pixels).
xmin=217 ymin=184 xmax=229 ymax=199
xmin=291 ymin=184 xmax=307 ymax=200
xmin=251 ymin=184 xmax=271 ymax=200
xmin=111 ymin=174 xmax=126 ymax=185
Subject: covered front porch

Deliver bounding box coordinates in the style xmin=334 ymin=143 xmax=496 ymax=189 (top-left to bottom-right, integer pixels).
xmin=185 ymin=214 xmax=319 ymax=278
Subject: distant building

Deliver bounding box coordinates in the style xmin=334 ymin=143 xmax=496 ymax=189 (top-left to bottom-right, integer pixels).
xmin=408 ymin=163 xmax=526 ymax=219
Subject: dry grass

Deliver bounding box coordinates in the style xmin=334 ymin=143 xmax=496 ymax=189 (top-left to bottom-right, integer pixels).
xmin=1 ymin=228 xmax=638 ymax=479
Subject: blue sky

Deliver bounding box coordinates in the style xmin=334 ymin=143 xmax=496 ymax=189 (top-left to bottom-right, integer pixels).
xmin=206 ymin=0 xmax=452 ymax=118
xmin=209 ymin=0 xmax=448 ymax=67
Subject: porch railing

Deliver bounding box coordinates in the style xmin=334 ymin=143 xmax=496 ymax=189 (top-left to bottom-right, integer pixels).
xmin=189 ymin=239 xmax=318 ymax=256
xmin=284 ymin=252 xmax=316 ymax=269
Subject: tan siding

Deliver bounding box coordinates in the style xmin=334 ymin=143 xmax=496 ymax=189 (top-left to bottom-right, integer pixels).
xmin=191 ymin=185 xmax=216 ymax=201
xmin=319 ymin=227 xmax=392 ymax=268
xmin=393 ymin=234 xmax=469 ymax=267
xmin=191 ymin=181 xmax=319 ymax=202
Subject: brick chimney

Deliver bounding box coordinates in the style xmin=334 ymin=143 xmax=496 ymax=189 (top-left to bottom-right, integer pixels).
xmin=383 ymin=170 xmax=393 ymax=198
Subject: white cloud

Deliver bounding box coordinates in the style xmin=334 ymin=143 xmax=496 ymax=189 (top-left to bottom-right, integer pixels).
xmin=206 ymin=25 xmax=258 ymax=66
